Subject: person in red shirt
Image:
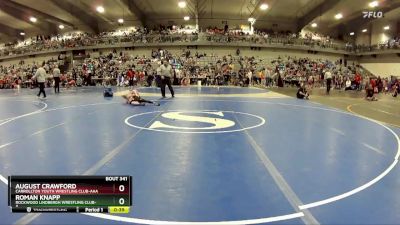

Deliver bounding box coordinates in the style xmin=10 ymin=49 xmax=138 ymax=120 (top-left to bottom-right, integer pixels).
xmin=0 ymin=77 xmax=4 ymax=89
xmin=370 ymin=78 xmax=377 ymax=93
xmin=354 ymin=73 xmax=361 ymax=90
xmin=139 ymin=71 xmax=145 ymax=81
xmin=365 ymin=80 xmax=378 ymax=101
xmin=126 ymin=68 xmax=135 ymax=87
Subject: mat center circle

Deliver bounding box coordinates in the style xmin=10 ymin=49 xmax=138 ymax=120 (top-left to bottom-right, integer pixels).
xmin=124 ymin=110 xmax=266 ymax=134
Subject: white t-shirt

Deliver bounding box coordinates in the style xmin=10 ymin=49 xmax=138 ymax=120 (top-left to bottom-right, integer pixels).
xmin=325 ymin=71 xmax=332 ymax=79
xmin=53 ymin=68 xmax=61 ymax=78
xmin=247 ymin=71 xmax=252 ymax=79
xmin=159 ymin=64 xmax=172 ymax=77
xmin=34 ymin=67 xmax=47 ymax=83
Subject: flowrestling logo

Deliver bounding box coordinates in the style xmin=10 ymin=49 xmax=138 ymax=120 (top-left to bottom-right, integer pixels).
xmin=362 ymin=11 xmax=384 ymax=18
xmin=124 ymin=110 xmax=266 ymax=133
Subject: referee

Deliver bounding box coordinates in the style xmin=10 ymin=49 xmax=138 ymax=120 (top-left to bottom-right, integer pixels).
xmin=32 ymin=62 xmax=47 ymax=98
xmin=325 ymin=69 xmax=332 ymax=95
xmin=159 ymin=60 xmax=175 ymax=98
xmin=53 ymin=64 xmax=61 ymax=93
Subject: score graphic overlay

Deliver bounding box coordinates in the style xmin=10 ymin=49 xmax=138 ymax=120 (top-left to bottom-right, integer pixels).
xmin=8 ymin=176 xmax=132 ymax=213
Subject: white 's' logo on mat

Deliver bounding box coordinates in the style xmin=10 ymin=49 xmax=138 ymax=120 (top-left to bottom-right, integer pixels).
xmin=149 ymin=111 xmax=235 ymax=130
xmin=124 ymin=110 xmax=265 ymax=134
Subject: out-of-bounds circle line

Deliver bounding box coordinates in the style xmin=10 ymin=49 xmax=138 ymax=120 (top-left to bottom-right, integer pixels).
xmin=82 ymin=212 xmax=305 ymax=225
xmin=299 ymin=103 xmax=400 ymax=210
xmin=0 ymin=99 xmax=398 ymax=224
xmin=347 ymin=103 xmax=400 ymax=128
xmin=124 ymin=110 xmax=266 ymax=134
xmin=0 ymin=100 xmax=48 ymax=126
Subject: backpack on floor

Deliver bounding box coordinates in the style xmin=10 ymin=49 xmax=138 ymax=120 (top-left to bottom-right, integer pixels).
xmin=103 ymin=87 xmax=113 ymax=97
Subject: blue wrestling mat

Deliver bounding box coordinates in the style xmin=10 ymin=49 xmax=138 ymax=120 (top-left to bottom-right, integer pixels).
xmin=0 ymin=86 xmax=399 ymax=225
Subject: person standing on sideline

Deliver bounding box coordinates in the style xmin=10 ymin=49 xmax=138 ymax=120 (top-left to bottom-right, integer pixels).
xmin=159 ymin=60 xmax=175 ymax=98
xmin=325 ymin=69 xmax=332 ymax=94
xmin=246 ymin=69 xmax=253 ymax=86
xmin=127 ymin=68 xmax=134 ymax=87
xmin=32 ymin=62 xmax=47 ymax=98
xmin=53 ymin=64 xmax=61 ymax=93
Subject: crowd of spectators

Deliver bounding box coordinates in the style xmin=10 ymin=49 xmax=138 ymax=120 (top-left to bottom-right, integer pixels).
xmin=3 ymin=25 xmax=395 ymax=59
xmin=345 ymin=36 xmax=400 ymax=52
xmin=2 ymin=46 xmax=398 ymax=100
xmin=202 ymin=28 xmax=340 ymax=50
xmin=0 ymin=57 xmax=63 ymax=89
xmin=367 ymin=36 xmax=400 ymax=52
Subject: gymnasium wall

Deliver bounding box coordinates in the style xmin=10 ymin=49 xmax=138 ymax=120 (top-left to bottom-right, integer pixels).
xmin=358 ymin=53 xmax=400 ymax=77
xmin=370 ymin=20 xmax=396 ymax=45
xmin=361 ymin=63 xmax=400 ymax=77
xmin=355 ymin=31 xmax=371 ymax=46
xmin=355 ymin=16 xmax=397 ymax=46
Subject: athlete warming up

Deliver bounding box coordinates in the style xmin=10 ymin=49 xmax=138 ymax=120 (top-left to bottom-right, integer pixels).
xmin=122 ymin=89 xmax=160 ymax=106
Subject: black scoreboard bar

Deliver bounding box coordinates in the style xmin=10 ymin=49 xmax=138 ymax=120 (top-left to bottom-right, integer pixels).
xmin=8 ymin=176 xmax=132 ymax=213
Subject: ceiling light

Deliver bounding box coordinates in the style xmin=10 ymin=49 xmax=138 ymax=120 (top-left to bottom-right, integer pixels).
xmin=118 ymin=18 xmax=124 ymax=24
xmin=248 ymin=17 xmax=255 ymax=23
xmin=369 ymin=1 xmax=379 ymax=8
xmin=184 ymin=16 xmax=190 ymax=21
xmin=334 ymin=13 xmax=343 ymax=19
xmin=384 ymin=26 xmax=390 ymax=30
xmin=260 ymin=3 xmax=269 ymax=10
xmin=20 ymin=32 xmax=25 ymax=36
xmin=59 ymin=25 xmax=64 ymax=29
xmin=362 ymin=29 xmax=367 ymax=32
xmin=29 ymin=17 xmax=37 ymax=23
xmin=311 ymin=23 xmax=317 ymax=28
xmin=96 ymin=6 xmax=105 ymax=13
xmin=349 ymin=32 xmax=355 ymax=36
xmin=178 ymin=1 xmax=187 ymax=8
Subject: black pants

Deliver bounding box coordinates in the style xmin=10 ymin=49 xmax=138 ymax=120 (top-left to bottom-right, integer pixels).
xmin=155 ymin=75 xmax=161 ymax=87
xmin=326 ymin=78 xmax=332 ymax=94
xmin=135 ymin=98 xmax=154 ymax=104
xmin=127 ymin=97 xmax=156 ymax=106
xmin=147 ymin=75 xmax=154 ymax=87
xmin=37 ymin=82 xmax=46 ymax=98
xmin=54 ymin=77 xmax=60 ymax=93
xmin=345 ymin=86 xmax=352 ymax=91
xmin=160 ymin=77 xmax=174 ymax=97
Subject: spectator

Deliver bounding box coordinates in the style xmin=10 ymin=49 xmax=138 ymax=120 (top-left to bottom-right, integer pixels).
xmin=296 ymin=83 xmax=309 ymax=100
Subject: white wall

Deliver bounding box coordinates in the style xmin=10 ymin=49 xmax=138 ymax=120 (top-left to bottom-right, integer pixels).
xmin=358 ymin=53 xmax=400 ymax=77
xmin=361 ymin=63 xmax=400 ymax=77
xmin=355 ymin=19 xmax=397 ymax=46
xmin=355 ymin=31 xmax=370 ymax=45
xmin=370 ymin=20 xmax=396 ymax=45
